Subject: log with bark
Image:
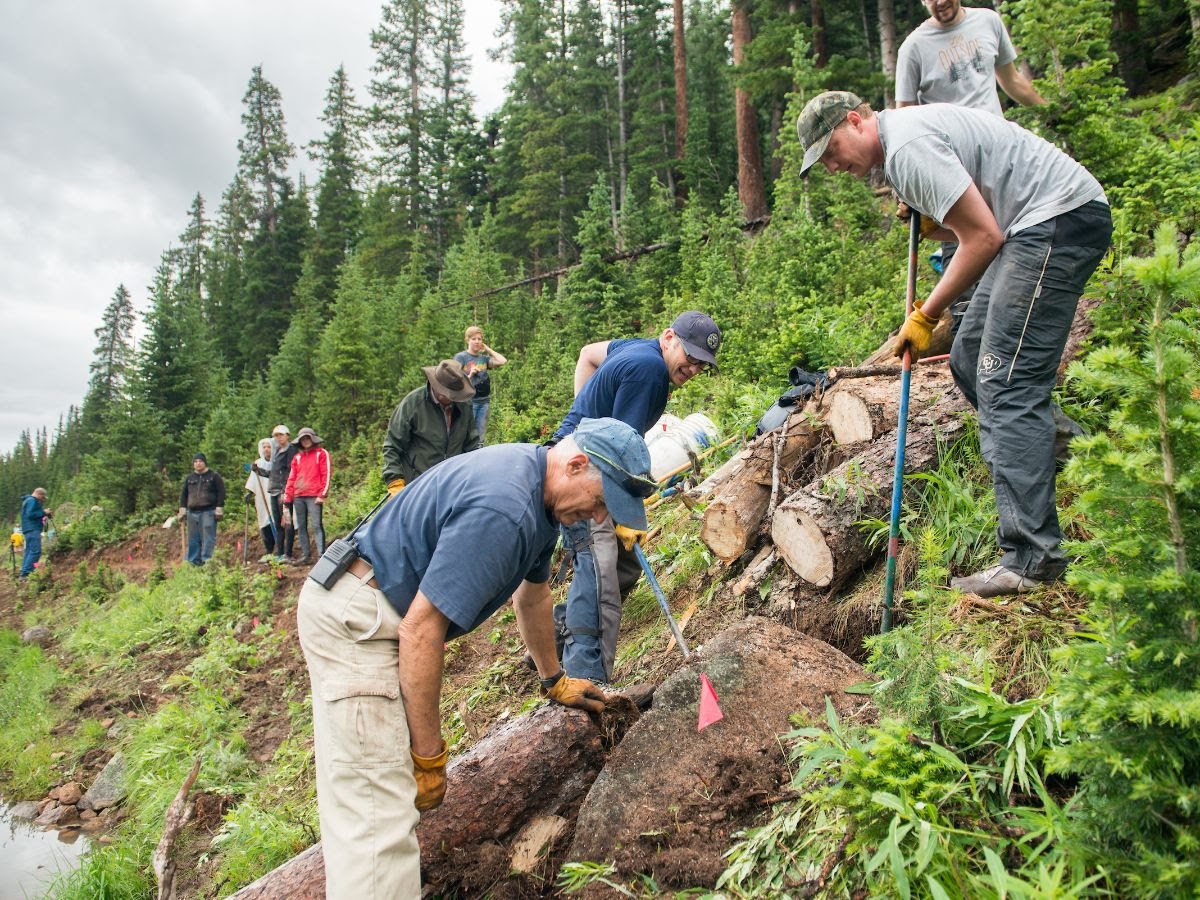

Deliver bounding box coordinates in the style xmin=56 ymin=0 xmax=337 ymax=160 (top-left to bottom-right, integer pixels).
xmin=824 ymin=365 xmax=955 ymax=446
xmin=228 ymin=704 xmax=611 ymax=898
xmin=771 ymin=393 xmax=970 ymax=589
xmin=698 ymin=406 xmax=825 ymax=561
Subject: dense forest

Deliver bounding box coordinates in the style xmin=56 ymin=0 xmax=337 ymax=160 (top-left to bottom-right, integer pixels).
xmin=2 ymin=0 xmax=1200 ymax=896
xmin=2 ymin=0 xmax=1193 ymax=527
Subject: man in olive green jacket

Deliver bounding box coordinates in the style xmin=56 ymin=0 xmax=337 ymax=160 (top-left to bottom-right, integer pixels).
xmin=382 ymin=359 xmax=481 ymax=494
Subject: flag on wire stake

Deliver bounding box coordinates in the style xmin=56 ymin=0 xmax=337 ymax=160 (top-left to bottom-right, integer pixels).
xmin=698 ymin=674 xmax=723 ymax=731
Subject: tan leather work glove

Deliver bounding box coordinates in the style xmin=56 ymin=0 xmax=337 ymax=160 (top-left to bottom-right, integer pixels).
xmin=387 ymin=478 xmax=406 ymax=497
xmin=411 ymin=740 xmax=449 ymax=811
xmin=543 ymin=672 xmax=606 ymax=715
xmin=615 ymin=524 xmax=647 ymax=552
xmin=895 ymin=201 xmax=941 ymax=239
xmin=893 ymin=307 xmax=940 ymax=359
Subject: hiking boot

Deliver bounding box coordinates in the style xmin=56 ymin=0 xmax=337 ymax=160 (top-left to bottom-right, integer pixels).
xmin=951 ymin=564 xmax=1045 ymax=598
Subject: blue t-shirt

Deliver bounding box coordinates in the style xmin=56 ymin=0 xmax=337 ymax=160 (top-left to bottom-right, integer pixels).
xmin=355 ymin=444 xmax=558 ymax=639
xmin=553 ymin=337 xmax=670 ymax=441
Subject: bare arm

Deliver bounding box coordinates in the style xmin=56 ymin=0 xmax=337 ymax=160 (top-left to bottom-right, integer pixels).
xmin=995 ymin=61 xmax=1045 ymax=106
xmin=573 ymin=341 xmax=611 ymax=395
xmin=512 ymin=579 xmax=559 ymax=679
xmin=397 ymin=591 xmax=451 ymax=757
xmin=920 ymin=184 xmax=1004 ymax=320
xmin=483 ymin=344 xmax=507 ymax=367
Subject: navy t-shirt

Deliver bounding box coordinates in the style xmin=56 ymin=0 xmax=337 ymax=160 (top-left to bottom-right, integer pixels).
xmin=355 ymin=444 xmax=558 ymax=639
xmin=552 ymin=337 xmax=670 ymax=441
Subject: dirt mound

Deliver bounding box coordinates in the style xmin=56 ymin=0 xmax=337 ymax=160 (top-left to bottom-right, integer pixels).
xmin=567 ymin=616 xmax=873 ymax=889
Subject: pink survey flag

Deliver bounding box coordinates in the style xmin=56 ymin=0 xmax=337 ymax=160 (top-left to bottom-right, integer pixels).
xmin=236 ymin=541 xmax=243 ymax=551
xmin=697 ymin=674 xmax=724 ymax=731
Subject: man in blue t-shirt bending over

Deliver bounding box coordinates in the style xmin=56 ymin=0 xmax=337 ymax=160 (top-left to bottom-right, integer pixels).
xmin=297 ymin=417 xmax=652 ymax=899
xmin=550 ymin=310 xmax=721 ymax=685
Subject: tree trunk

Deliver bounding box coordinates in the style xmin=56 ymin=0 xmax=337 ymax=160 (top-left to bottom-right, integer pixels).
xmin=229 ymin=705 xmax=609 ymax=898
xmin=615 ymin=0 xmax=629 ymax=213
xmin=810 ymin=0 xmax=828 ymax=68
xmin=772 ymin=394 xmax=970 ymax=589
xmin=859 ymin=0 xmax=876 ymax=68
xmin=878 ymin=0 xmax=898 ymax=107
xmin=672 ymin=0 xmax=688 ymax=201
xmin=732 ymin=0 xmax=768 ymax=221
xmin=1112 ymin=0 xmax=1143 ymax=93
xmin=825 ymin=366 xmax=956 ymax=445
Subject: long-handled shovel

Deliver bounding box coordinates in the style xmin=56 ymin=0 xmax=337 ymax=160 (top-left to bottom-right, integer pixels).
xmin=882 ymin=212 xmax=922 ymax=634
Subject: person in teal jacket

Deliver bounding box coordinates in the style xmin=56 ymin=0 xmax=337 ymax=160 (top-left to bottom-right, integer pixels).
xmin=19 ymin=487 xmax=51 ymax=578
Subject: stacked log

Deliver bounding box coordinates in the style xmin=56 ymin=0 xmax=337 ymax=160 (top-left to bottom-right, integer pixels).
xmin=770 ymin=393 xmax=969 ymax=589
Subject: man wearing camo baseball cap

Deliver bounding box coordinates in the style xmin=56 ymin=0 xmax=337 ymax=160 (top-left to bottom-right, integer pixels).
xmin=795 ymin=89 xmax=1112 ymax=599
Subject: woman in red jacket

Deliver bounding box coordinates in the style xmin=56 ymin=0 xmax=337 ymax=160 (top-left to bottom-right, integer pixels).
xmin=283 ymin=427 xmax=331 ymax=564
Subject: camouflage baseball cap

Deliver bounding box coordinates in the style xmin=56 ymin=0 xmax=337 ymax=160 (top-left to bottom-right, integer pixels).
xmin=796 ymin=91 xmax=863 ymax=175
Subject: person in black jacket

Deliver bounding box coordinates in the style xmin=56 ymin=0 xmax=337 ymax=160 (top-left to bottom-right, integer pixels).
xmin=178 ymin=453 xmax=226 ymax=566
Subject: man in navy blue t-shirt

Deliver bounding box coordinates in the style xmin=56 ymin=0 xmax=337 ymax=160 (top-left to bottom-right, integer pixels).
xmin=296 ymin=417 xmax=653 ymax=898
xmin=551 ymin=310 xmax=721 ymax=685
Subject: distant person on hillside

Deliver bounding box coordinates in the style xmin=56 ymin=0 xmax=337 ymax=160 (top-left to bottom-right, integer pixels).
xmin=454 ymin=326 xmax=508 ymax=443
xmin=283 ymin=428 xmax=331 ymax=565
xmin=297 ymin=417 xmax=644 ymax=897
xmin=245 ymin=438 xmax=276 ymax=560
xmin=267 ymin=425 xmax=297 ymax=562
xmin=178 ymin=455 xmax=225 ymax=566
xmin=381 ymin=360 xmax=480 ymax=496
xmin=796 ymin=91 xmax=1111 ymax=597
xmin=19 ymin=487 xmax=51 ymax=578
xmin=549 ymin=310 xmax=722 ymax=685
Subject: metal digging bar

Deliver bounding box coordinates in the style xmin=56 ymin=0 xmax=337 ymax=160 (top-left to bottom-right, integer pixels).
xmin=632 ymin=542 xmax=691 ymax=659
xmin=883 ymin=211 xmax=922 ymax=634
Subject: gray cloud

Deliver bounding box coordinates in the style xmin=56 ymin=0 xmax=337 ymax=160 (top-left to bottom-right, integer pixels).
xmin=0 ymin=0 xmax=509 ymax=451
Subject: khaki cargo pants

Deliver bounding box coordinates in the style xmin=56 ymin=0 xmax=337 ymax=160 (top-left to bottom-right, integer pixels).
xmin=297 ymin=568 xmax=421 ymax=899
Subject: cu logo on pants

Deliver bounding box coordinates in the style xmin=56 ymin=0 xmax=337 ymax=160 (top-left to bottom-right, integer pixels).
xmin=979 ymin=353 xmax=1002 ymax=375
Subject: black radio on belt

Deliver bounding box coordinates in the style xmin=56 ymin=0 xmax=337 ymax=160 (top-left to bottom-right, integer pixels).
xmin=308 ymin=492 xmax=392 ymax=590
xmin=308 ymin=536 xmax=360 ymax=589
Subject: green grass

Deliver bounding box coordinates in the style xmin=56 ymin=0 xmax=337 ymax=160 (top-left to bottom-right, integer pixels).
xmin=0 ymin=629 xmax=62 ymax=796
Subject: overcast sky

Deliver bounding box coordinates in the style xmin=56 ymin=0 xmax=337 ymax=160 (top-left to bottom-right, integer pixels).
xmin=0 ymin=0 xmax=511 ymax=452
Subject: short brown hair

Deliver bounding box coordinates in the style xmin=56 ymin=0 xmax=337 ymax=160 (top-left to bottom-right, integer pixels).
xmin=465 ymin=325 xmax=483 ymax=342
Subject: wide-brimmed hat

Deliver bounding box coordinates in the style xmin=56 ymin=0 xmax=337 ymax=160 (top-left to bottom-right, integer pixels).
xmin=295 ymin=427 xmax=323 ymax=445
xmin=573 ymin=417 xmax=653 ymax=530
xmin=797 ymin=90 xmax=863 ymax=175
xmin=422 ymin=359 xmax=476 ymax=402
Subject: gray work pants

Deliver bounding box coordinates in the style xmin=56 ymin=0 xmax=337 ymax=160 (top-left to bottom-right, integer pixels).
xmin=292 ymin=496 xmax=326 ymax=561
xmin=557 ymin=517 xmax=643 ymax=683
xmin=950 ymin=200 xmax=1112 ymax=580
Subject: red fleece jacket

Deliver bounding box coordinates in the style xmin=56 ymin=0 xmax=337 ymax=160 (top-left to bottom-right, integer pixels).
xmin=284 ymin=446 xmax=331 ymax=502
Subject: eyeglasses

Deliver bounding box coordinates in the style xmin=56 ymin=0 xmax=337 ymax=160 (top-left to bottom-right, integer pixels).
xmin=582 ymin=448 xmax=658 ymax=498
xmin=683 ymin=351 xmax=711 ymax=371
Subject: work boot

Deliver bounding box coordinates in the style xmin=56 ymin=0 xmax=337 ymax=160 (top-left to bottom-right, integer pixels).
xmin=951 ymin=564 xmax=1045 ymax=598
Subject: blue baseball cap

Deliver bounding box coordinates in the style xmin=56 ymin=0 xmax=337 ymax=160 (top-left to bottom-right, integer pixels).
xmin=670 ymin=310 xmax=721 ymax=372
xmin=572 ymin=417 xmax=653 ymax=530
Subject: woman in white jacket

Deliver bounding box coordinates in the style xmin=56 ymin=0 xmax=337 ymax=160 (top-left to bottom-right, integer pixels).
xmin=245 ymin=438 xmax=277 ymax=560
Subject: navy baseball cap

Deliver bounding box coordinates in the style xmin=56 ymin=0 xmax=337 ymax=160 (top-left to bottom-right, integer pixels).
xmin=670 ymin=310 xmax=721 ymax=372
xmin=573 ymin=417 xmax=653 ymax=530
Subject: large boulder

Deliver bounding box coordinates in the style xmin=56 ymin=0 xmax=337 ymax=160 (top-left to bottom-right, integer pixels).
xmin=8 ymin=800 xmax=41 ymax=821
xmin=21 ymin=626 xmax=52 ymax=647
xmin=568 ymin=617 xmax=873 ymax=888
xmin=79 ymin=751 xmax=126 ymax=811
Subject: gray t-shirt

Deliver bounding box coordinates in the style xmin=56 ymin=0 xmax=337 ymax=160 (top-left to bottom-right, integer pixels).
xmin=895 ymin=8 xmax=1016 ymax=117
xmin=877 ymin=105 xmax=1106 ymax=238
xmin=355 ymin=443 xmax=557 ymax=639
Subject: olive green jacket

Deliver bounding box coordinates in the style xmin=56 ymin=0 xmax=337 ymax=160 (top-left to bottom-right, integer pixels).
xmin=382 ymin=385 xmax=480 ymax=484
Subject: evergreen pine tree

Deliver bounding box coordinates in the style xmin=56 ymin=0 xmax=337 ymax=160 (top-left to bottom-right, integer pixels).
xmin=237 ymin=65 xmax=296 ymax=232
xmin=82 ymin=284 xmax=137 ymax=434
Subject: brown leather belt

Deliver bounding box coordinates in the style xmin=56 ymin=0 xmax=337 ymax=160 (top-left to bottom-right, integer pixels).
xmin=348 ymin=556 xmax=379 ymax=589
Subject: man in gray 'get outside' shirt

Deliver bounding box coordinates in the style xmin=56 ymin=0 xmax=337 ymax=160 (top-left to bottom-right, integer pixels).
xmin=797 ymin=92 xmax=1112 ymax=598
xmin=896 ymin=0 xmax=1042 ymax=116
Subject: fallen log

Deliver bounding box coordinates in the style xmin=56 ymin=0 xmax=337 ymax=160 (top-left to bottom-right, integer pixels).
xmin=825 ymin=366 xmax=956 ymax=445
xmin=228 ymin=704 xmax=610 ymax=898
xmin=771 ymin=395 xmax=969 ymax=589
xmin=701 ymin=482 xmax=772 ymax=563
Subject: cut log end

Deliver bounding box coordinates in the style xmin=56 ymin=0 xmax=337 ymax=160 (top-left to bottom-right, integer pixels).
xmin=827 ymin=391 xmax=874 ymax=445
xmin=771 ymin=508 xmax=833 ymax=587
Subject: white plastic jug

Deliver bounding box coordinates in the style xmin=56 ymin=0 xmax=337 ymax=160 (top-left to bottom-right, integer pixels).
xmin=644 ymin=412 xmax=721 ymax=481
